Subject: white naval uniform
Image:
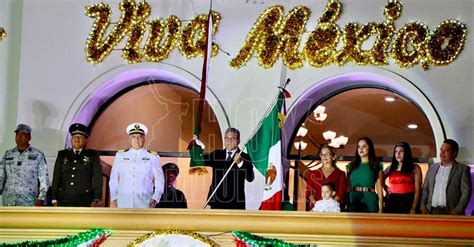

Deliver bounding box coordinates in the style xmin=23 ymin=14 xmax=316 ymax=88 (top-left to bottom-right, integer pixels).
xmin=109 ymin=148 xmax=164 ymax=208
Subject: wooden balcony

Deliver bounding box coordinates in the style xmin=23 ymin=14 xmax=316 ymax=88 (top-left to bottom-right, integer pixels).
xmin=1 ymin=207 xmax=473 ymax=246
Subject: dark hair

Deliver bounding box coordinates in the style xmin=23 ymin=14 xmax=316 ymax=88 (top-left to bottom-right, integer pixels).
xmin=322 ymin=181 xmax=336 ymax=192
xmin=348 ymin=137 xmax=380 ymax=177
xmin=443 ymin=139 xmax=459 ymax=153
xmin=225 ymin=127 xmax=240 ymax=140
xmin=319 ymin=144 xmax=337 ymax=168
xmin=388 ymin=142 xmax=415 ymax=174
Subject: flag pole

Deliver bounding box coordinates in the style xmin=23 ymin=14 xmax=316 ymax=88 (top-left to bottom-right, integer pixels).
xmin=187 ymin=0 xmax=214 ymax=174
xmin=196 ymin=8 xmax=213 ymax=137
xmin=203 ymin=80 xmax=290 ymax=209
xmin=204 ymin=157 xmax=240 ymax=208
xmin=243 ymin=78 xmax=290 ymax=144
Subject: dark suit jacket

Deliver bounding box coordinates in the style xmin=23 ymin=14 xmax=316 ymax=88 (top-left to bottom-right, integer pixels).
xmin=420 ymin=161 xmax=472 ymax=214
xmin=156 ymin=187 xmax=187 ymax=208
xmin=205 ymin=149 xmax=254 ymax=209
xmin=51 ymin=149 xmax=103 ymax=206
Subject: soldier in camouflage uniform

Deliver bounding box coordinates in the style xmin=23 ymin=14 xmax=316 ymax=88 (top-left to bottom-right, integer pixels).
xmin=0 ymin=124 xmax=49 ymax=206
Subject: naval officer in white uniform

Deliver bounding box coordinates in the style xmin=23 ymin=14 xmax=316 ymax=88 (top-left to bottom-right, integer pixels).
xmin=109 ymin=123 xmax=164 ymax=208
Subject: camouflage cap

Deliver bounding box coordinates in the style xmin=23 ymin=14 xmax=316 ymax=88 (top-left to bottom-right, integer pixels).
xmin=14 ymin=124 xmax=32 ymax=134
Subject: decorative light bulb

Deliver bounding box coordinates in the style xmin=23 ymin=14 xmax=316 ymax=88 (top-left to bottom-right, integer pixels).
xmin=316 ymin=113 xmax=327 ymax=121
xmin=313 ymin=105 xmax=326 ymax=115
xmin=323 ymin=131 xmax=336 ymax=141
xmin=297 ymin=126 xmax=308 ymax=137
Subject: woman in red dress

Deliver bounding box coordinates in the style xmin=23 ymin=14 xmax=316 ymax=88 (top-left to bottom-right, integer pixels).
xmin=305 ymin=145 xmax=347 ymax=211
xmin=383 ymin=142 xmax=422 ymax=214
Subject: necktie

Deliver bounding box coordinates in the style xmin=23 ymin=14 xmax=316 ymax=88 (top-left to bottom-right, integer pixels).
xmin=227 ymin=151 xmax=232 ymax=161
xmin=75 ymin=150 xmax=80 ymax=156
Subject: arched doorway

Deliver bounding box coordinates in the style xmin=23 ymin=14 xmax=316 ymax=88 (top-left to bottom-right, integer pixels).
xmin=283 ymin=71 xmax=443 ymax=211
xmin=62 ymin=67 xmax=228 ymax=209
xmin=288 ymin=87 xmax=436 ymax=159
xmin=87 ymin=82 xmax=222 ymax=209
xmin=87 ymin=82 xmax=222 ymax=153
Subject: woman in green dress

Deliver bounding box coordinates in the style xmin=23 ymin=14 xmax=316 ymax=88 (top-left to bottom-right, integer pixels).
xmin=346 ymin=137 xmax=383 ymax=213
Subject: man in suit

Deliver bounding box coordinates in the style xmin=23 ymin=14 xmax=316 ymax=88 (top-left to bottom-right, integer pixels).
xmin=205 ymin=127 xmax=255 ymax=209
xmin=420 ymin=139 xmax=472 ymax=215
xmin=51 ymin=123 xmax=103 ymax=207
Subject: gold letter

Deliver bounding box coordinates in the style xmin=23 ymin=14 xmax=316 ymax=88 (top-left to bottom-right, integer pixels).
xmin=335 ymin=21 xmax=394 ymax=66
xmin=230 ymin=6 xmax=310 ymax=69
xmin=304 ymin=0 xmax=342 ymax=67
xmin=229 ymin=6 xmax=283 ymax=69
xmin=179 ymin=11 xmax=221 ymax=59
xmin=0 ymin=27 xmax=6 ymax=41
xmin=144 ymin=16 xmax=182 ymax=62
xmin=354 ymin=22 xmax=379 ymax=65
xmin=123 ymin=1 xmax=151 ymax=63
xmin=280 ymin=6 xmax=311 ymax=70
xmin=391 ymin=22 xmax=429 ymax=68
xmin=427 ymin=19 xmax=467 ymax=67
xmin=370 ymin=21 xmax=395 ymax=65
xmin=333 ymin=22 xmax=360 ymax=66
xmin=370 ymin=1 xmax=401 ymax=65
xmin=85 ymin=1 xmax=135 ymax=64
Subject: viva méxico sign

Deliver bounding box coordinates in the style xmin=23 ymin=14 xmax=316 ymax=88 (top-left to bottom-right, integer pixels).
xmin=85 ymin=0 xmax=467 ymax=70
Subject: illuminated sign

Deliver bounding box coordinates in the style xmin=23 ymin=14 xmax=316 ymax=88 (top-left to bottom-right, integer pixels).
xmin=0 ymin=27 xmax=6 ymax=42
xmin=85 ymin=0 xmax=466 ymax=70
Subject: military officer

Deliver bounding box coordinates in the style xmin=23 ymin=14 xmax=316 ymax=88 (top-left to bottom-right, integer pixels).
xmin=51 ymin=123 xmax=103 ymax=207
xmin=0 ymin=124 xmax=49 ymax=206
xmin=109 ymin=123 xmax=164 ymax=208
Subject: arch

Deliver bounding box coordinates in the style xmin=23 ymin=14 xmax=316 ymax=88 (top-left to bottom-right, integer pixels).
xmin=282 ymin=68 xmax=445 ymax=163
xmin=61 ymin=63 xmax=230 ymax=147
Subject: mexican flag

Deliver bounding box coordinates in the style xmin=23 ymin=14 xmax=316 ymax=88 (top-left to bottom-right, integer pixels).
xmin=188 ymin=11 xmax=213 ymax=174
xmin=245 ymin=91 xmax=285 ymax=210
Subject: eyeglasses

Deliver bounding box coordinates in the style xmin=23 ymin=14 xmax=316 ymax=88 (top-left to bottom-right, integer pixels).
xmin=319 ymin=153 xmax=332 ymax=158
xmin=224 ymin=137 xmax=238 ymax=141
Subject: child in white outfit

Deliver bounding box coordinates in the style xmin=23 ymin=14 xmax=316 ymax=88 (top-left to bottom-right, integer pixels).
xmin=311 ymin=182 xmax=340 ymax=213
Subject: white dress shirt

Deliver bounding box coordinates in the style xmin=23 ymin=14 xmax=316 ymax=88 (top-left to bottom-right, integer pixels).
xmin=431 ymin=163 xmax=452 ymax=207
xmin=226 ymin=149 xmax=244 ymax=168
xmin=312 ymin=198 xmax=341 ymax=212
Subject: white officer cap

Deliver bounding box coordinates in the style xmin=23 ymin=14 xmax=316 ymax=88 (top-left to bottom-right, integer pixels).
xmin=126 ymin=123 xmax=148 ymax=135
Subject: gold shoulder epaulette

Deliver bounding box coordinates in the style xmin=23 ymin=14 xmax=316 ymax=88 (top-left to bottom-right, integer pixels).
xmin=147 ymin=150 xmax=158 ymax=155
xmin=118 ymin=149 xmax=129 ymax=153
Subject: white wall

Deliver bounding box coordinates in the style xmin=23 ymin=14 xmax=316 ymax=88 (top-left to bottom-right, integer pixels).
xmin=0 ymin=1 xmax=23 ymax=154
xmin=0 ymin=0 xmax=473 ymax=208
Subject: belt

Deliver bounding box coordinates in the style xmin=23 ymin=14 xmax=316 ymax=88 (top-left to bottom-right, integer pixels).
xmin=352 ymin=187 xmax=375 ymax=192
